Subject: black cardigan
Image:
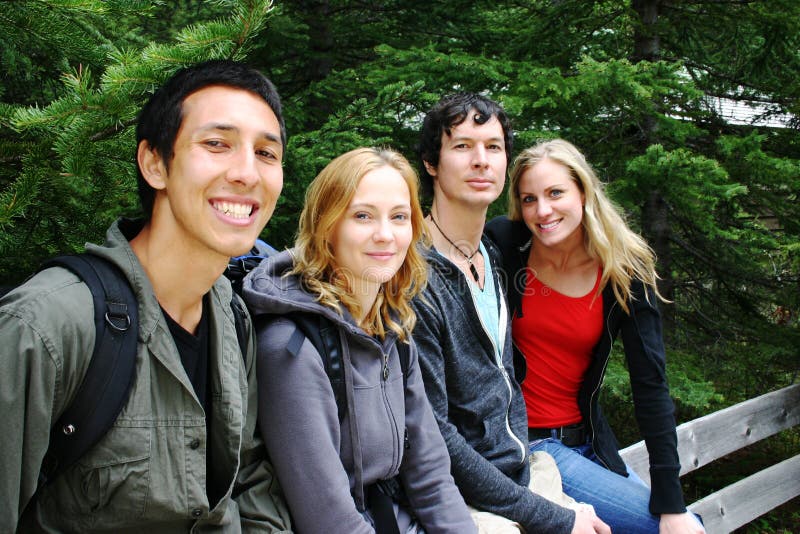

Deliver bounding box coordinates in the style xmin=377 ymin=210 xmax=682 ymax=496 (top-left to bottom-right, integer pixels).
xmin=485 ymin=215 xmax=686 ymax=515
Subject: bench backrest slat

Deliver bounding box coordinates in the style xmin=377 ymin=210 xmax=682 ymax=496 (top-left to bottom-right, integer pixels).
xmin=688 ymin=453 xmax=800 ymax=533
xmin=620 ymin=383 xmax=800 ymax=483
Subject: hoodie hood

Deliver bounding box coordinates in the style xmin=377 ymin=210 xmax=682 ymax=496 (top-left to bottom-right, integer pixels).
xmin=241 ymin=249 xmax=362 ymax=333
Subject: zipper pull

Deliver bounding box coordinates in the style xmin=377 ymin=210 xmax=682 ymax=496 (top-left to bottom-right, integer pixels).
xmin=382 ymin=353 xmax=389 ymax=380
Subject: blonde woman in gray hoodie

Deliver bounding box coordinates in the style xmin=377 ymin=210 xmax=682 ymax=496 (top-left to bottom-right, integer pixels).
xmin=243 ymin=147 xmax=476 ymax=534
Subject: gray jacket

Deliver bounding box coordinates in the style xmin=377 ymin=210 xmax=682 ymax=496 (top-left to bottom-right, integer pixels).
xmin=410 ymin=239 xmax=575 ymax=533
xmin=243 ymin=250 xmax=476 ymax=534
xmin=0 ymin=219 xmax=291 ymax=533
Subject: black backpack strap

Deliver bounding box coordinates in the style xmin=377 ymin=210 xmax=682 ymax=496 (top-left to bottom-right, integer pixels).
xmin=396 ymin=341 xmax=410 ymax=384
xmin=285 ymin=312 xmax=346 ymax=422
xmin=396 ymin=340 xmax=412 ymax=452
xmin=38 ymin=254 xmax=139 ymax=486
xmin=366 ymin=483 xmax=402 ymax=534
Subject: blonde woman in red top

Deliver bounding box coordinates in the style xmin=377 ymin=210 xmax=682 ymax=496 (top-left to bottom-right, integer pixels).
xmin=486 ymin=139 xmax=704 ymax=534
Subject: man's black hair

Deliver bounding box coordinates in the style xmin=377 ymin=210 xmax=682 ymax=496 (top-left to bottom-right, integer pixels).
xmin=416 ymin=92 xmax=513 ymax=199
xmin=135 ymin=59 xmax=286 ymax=218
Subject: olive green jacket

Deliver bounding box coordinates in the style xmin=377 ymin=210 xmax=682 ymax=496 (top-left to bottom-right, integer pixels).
xmin=0 ymin=220 xmax=292 ymax=533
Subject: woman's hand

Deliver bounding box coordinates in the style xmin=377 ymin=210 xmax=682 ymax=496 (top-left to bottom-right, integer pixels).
xmin=659 ymin=512 xmax=705 ymax=534
xmin=570 ymin=503 xmax=611 ymax=534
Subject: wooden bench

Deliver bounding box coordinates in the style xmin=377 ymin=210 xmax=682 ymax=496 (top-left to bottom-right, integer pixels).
xmin=619 ymin=383 xmax=800 ymax=533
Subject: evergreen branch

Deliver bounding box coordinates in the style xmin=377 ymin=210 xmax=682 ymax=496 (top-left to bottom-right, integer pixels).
xmin=680 ymin=58 xmax=798 ymax=104
xmin=670 ymin=225 xmax=783 ymax=289
xmin=89 ymin=118 xmax=137 ymax=142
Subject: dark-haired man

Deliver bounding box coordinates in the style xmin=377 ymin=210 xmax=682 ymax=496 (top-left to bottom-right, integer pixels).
xmin=0 ymin=60 xmax=291 ymax=532
xmin=411 ymin=93 xmax=610 ymax=534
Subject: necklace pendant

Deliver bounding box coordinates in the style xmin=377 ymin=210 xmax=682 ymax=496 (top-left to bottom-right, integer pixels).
xmin=469 ymin=263 xmax=480 ymax=282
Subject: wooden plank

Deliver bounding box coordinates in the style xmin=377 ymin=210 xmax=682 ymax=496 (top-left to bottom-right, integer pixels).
xmin=619 ymin=441 xmax=650 ymax=483
xmin=620 ymin=383 xmax=800 ymax=483
xmin=687 ymin=454 xmax=800 ymax=534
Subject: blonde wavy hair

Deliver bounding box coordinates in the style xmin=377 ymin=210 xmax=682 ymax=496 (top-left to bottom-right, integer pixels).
xmin=292 ymin=147 xmax=430 ymax=341
xmin=508 ymin=139 xmax=665 ymax=312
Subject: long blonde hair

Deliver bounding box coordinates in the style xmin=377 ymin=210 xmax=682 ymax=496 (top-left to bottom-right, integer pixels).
xmin=508 ymin=139 xmax=665 ymax=312
xmin=293 ymin=147 xmax=429 ymax=340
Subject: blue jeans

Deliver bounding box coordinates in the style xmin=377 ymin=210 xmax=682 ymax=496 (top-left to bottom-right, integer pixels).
xmin=530 ymin=438 xmax=660 ymax=534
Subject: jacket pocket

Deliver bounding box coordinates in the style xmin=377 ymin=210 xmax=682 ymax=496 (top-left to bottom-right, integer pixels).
xmin=75 ymin=425 xmax=152 ymax=523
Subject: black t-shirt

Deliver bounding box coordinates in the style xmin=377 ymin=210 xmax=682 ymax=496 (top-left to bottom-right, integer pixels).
xmin=162 ymin=296 xmax=224 ymax=506
xmin=164 ymin=302 xmax=210 ymax=411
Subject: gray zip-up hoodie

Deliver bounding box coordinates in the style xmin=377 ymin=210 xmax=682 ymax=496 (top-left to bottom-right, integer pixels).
xmin=410 ymin=239 xmax=575 ymax=533
xmin=242 ymin=250 xmax=476 ymax=534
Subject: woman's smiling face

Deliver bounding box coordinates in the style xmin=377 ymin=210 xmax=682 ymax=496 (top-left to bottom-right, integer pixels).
xmin=519 ymin=157 xmax=585 ymax=249
xmin=330 ymin=165 xmax=413 ymax=299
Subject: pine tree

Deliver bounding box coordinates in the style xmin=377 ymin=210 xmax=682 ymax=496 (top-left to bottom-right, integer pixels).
xmin=0 ymin=0 xmax=275 ymax=281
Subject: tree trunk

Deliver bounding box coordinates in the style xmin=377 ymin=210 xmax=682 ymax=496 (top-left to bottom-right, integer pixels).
xmin=631 ymin=0 xmax=676 ymax=337
xmin=632 ymin=0 xmax=661 ymax=63
xmin=298 ymin=0 xmax=336 ymax=128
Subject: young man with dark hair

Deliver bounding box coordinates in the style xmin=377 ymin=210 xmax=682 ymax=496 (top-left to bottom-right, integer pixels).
xmin=0 ymin=59 xmax=292 ymax=532
xmin=411 ymin=93 xmax=610 ymax=534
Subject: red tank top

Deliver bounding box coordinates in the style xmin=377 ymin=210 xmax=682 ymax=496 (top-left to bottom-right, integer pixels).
xmin=512 ymin=267 xmax=603 ymax=427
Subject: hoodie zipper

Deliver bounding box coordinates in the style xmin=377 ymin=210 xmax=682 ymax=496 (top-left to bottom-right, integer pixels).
xmin=467 ymin=262 xmax=527 ymax=464
xmin=380 ymin=346 xmax=402 ymax=476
